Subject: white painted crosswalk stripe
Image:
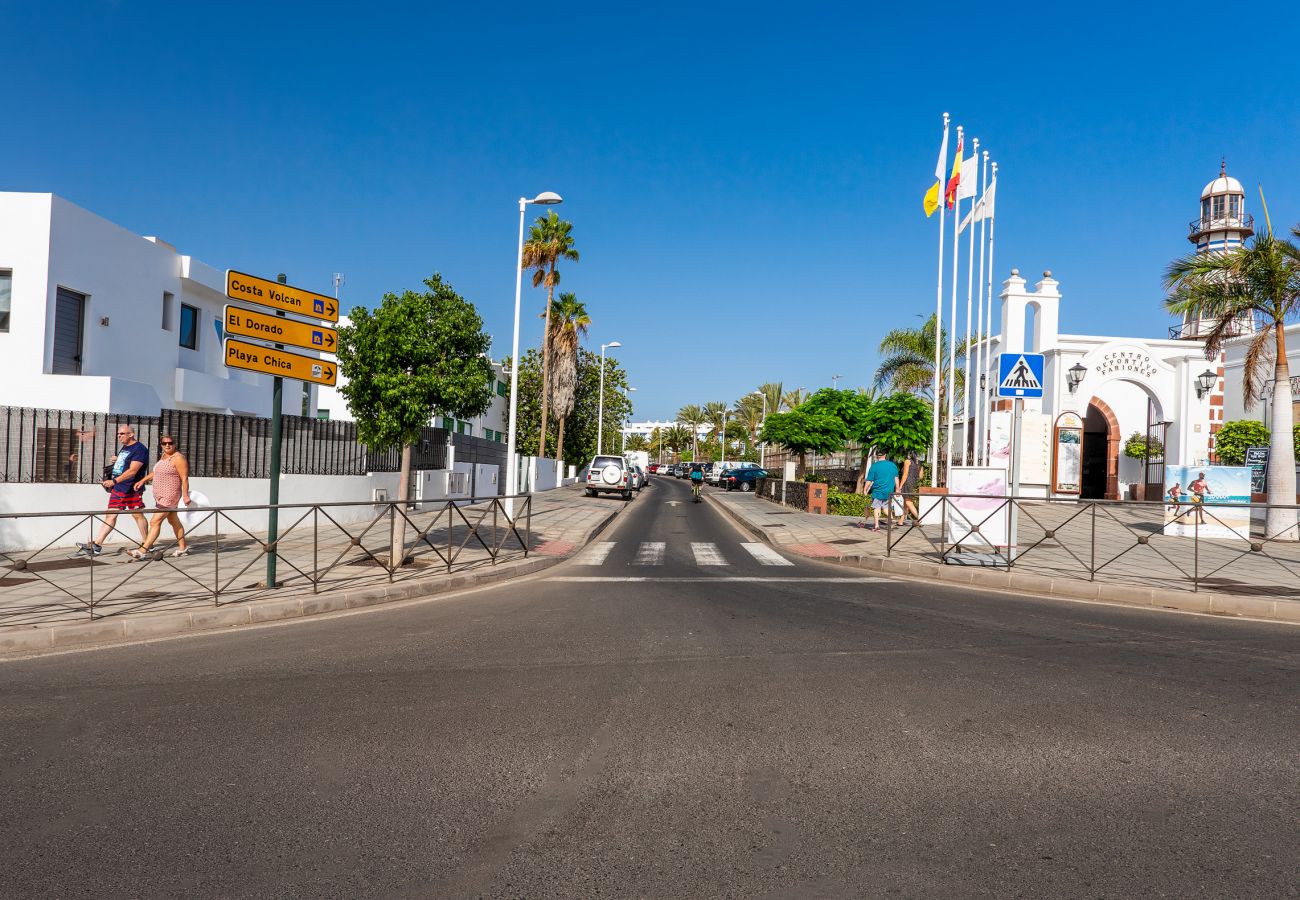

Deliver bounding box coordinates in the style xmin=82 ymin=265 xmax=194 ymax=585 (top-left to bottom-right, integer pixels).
xmin=741 ymin=542 xmax=793 ymax=566
xmin=634 ymin=542 xmax=666 ymax=565
xmin=579 ymin=542 xmax=615 ymax=565
xmin=691 ymin=542 xmax=727 ymax=566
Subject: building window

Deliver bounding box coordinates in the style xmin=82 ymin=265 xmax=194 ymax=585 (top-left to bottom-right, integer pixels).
xmin=316 ymin=409 xmax=330 ymax=421
xmin=497 ymin=380 xmax=508 ymax=397
xmin=161 ymin=292 xmax=174 ymax=331
xmin=1228 ymin=194 xmax=1241 ymax=218
xmin=179 ymin=303 xmax=199 ymax=350
xmin=0 ymin=270 xmax=11 ymax=332
xmin=1212 ymin=195 xmax=1225 ymax=219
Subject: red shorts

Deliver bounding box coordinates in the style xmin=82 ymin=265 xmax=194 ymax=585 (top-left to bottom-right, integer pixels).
xmin=108 ymin=492 xmax=145 ymax=511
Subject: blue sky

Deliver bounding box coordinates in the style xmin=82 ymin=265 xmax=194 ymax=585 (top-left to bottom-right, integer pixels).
xmin=4 ymin=2 xmax=1298 ymax=420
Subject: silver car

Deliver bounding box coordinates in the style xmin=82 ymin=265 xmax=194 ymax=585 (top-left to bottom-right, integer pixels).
xmin=585 ymin=454 xmax=633 ymax=500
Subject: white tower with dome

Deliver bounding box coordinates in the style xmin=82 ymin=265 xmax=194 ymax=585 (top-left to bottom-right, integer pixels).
xmin=1173 ymin=161 xmax=1256 ymax=340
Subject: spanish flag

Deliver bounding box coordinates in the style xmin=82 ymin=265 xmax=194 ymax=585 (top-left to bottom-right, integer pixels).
xmin=945 ymin=133 xmax=963 ymax=210
xmin=923 ymin=120 xmax=949 ymax=217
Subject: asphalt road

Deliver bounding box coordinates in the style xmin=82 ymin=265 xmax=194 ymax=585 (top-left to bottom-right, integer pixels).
xmin=2 ymin=475 xmax=1298 ymax=898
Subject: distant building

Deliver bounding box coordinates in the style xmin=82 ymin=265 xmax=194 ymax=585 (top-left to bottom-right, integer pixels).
xmin=0 ymin=192 xmax=319 ymax=417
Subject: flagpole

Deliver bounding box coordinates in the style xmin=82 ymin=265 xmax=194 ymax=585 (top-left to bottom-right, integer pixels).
xmin=945 ymin=126 xmax=963 ymax=488
xmin=930 ymin=113 xmax=949 ymax=482
xmin=961 ymin=137 xmax=979 ymax=467
xmin=975 ymin=149 xmax=989 ymax=464
xmin=984 ymin=161 xmax=999 ymax=458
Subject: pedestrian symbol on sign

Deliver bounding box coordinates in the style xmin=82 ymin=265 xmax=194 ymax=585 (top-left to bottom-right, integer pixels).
xmin=997 ymin=352 xmax=1045 ymax=399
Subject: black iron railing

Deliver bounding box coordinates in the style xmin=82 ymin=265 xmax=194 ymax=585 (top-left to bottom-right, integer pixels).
xmin=1188 ymin=212 xmax=1253 ymax=237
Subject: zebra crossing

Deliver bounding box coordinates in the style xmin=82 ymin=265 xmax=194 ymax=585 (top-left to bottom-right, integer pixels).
xmin=577 ymin=540 xmax=795 ymax=567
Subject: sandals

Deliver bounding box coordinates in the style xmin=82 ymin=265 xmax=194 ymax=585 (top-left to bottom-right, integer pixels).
xmin=171 ymin=548 xmax=191 ymax=558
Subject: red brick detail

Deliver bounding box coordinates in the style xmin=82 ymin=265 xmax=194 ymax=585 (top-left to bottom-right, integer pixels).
xmin=1209 ymin=395 xmax=1224 ymax=406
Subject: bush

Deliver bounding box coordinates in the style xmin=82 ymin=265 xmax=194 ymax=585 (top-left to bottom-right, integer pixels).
xmin=1213 ymin=419 xmax=1270 ymax=466
xmin=1123 ymin=432 xmax=1164 ymax=460
xmin=827 ymin=487 xmax=865 ymax=517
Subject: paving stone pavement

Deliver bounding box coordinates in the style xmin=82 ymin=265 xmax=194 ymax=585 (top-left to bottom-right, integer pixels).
xmin=710 ymin=486 xmax=1300 ymax=620
xmin=0 ymin=485 xmax=625 ymax=631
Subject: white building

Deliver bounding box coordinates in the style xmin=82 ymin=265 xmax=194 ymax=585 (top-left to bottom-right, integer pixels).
xmin=315 ymin=335 xmax=510 ymax=441
xmin=0 ymin=192 xmax=319 ymax=417
xmin=959 ymin=168 xmax=1236 ymax=500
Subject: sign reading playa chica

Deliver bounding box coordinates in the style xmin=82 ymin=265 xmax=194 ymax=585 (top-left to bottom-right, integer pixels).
xmin=1095 ymin=351 xmax=1158 ymax=379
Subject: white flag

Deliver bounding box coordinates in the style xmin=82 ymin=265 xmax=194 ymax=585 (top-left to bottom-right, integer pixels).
xmin=957 ymin=152 xmax=979 ymax=199
xmin=934 ymin=123 xmax=949 ymax=181
xmin=958 ymin=207 xmax=974 ymax=234
xmin=976 ymin=176 xmax=997 ymax=221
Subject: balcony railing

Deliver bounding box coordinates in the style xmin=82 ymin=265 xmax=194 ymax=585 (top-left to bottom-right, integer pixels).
xmin=1189 ymin=212 xmax=1254 ymax=238
xmin=1168 ymin=318 xmax=1252 ymax=340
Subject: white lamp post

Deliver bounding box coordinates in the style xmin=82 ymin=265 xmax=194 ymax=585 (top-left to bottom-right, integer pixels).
xmin=505 ymin=191 xmax=563 ymax=521
xmin=596 ymin=340 xmax=622 ymax=455
xmin=750 ymin=390 xmax=767 ymax=466
xmin=620 ymin=387 xmax=637 ymax=452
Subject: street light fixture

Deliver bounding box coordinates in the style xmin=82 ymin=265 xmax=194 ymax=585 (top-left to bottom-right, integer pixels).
xmin=506 ymin=191 xmax=563 ymax=521
xmin=1067 ymin=363 xmax=1087 ymax=395
xmin=596 ymin=341 xmax=622 ymax=454
xmin=1196 ymin=369 xmax=1217 ymax=398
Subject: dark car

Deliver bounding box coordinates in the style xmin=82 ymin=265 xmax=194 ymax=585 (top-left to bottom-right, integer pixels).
xmin=722 ymin=467 xmax=768 ymax=492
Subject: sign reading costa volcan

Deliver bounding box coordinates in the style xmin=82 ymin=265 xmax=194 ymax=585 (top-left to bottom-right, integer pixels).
xmin=223 ymin=338 xmax=337 ymax=386
xmin=223 ymin=305 xmax=337 ymax=354
xmin=224 ymin=270 xmax=339 ymax=323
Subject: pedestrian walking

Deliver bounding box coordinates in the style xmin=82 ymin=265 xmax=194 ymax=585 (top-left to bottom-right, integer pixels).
xmin=894 ymin=450 xmax=922 ymax=527
xmin=860 ymin=451 xmax=900 ymax=532
xmin=129 ymin=435 xmax=192 ymax=559
xmin=77 ymin=424 xmax=149 ymax=556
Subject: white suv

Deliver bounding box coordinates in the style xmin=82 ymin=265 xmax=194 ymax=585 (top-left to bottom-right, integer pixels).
xmin=585 ymin=455 xmax=634 ymax=500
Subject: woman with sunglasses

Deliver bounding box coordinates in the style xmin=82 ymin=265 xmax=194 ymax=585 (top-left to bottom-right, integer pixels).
xmin=129 ymin=435 xmax=192 ymax=559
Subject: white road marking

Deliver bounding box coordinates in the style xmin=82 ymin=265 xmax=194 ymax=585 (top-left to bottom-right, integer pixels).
xmin=548 ymin=576 xmax=891 ymax=583
xmin=634 ymin=542 xmax=666 ymax=565
xmin=741 ymin=543 xmax=794 ymax=566
xmin=691 ymin=542 xmax=727 ymax=566
xmin=578 ymin=542 xmax=615 ymax=565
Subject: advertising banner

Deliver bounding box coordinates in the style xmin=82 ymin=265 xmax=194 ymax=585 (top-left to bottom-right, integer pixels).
xmin=1245 ymin=446 xmax=1268 ymax=494
xmin=946 ymin=466 xmax=1009 ymax=549
xmin=1052 ymin=412 xmax=1083 ymax=494
xmin=1163 ymin=465 xmax=1251 ymax=539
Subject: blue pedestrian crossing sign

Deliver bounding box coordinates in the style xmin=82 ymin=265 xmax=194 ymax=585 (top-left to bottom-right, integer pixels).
xmin=997 ymin=352 xmax=1045 ymax=399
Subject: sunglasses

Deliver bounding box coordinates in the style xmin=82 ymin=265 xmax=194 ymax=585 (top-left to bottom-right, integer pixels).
xmin=160 ymin=441 xmax=175 ymax=446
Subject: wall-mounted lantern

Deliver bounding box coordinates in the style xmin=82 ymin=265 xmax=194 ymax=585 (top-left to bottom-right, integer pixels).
xmin=1067 ymin=363 xmax=1087 ymax=394
xmin=1196 ymin=369 xmax=1217 ymax=398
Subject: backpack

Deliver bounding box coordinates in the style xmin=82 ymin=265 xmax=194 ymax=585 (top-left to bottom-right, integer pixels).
xmin=690 ymin=468 xmax=703 ymax=482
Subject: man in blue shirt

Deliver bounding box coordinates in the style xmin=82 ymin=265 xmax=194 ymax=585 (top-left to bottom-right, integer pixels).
xmin=861 ymin=453 xmax=900 ymax=532
xmin=77 ymin=424 xmax=150 ymax=556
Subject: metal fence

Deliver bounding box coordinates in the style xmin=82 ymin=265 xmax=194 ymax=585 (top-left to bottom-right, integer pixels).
xmin=0 ymin=405 xmax=454 ymax=481
xmin=885 ymin=493 xmax=1300 ymax=601
xmin=0 ymin=495 xmax=532 ymax=627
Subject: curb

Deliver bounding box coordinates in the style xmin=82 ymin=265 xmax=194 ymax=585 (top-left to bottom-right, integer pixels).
xmin=710 ymin=493 xmax=1300 ymax=626
xmin=0 ymin=503 xmax=625 ymax=657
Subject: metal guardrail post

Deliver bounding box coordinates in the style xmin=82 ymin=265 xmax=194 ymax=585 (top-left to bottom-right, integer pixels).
xmin=1194 ymin=510 xmax=1200 ymax=592
xmin=940 ymin=497 xmax=948 ymax=557
xmin=525 ymin=495 xmax=532 ymax=556
xmin=492 ymin=498 xmax=499 ymax=564
xmin=388 ymin=503 xmax=396 ymax=583
xmin=88 ymin=514 xmax=96 ymax=620
xmin=1089 ymin=502 xmax=1096 ymax=581
xmin=447 ymin=500 xmax=453 ymax=574
xmin=312 ymin=506 xmax=319 ymax=595
xmin=214 ymin=510 xmax=221 ymax=606
xmin=1007 ymin=500 xmax=1016 ymax=571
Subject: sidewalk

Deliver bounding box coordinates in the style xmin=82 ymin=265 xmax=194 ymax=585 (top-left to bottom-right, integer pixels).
xmin=710 ymin=488 xmax=1300 ymax=625
xmin=0 ymin=486 xmax=625 ymax=653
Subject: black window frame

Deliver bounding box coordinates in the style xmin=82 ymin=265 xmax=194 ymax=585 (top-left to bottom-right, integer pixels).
xmin=179 ymin=303 xmax=199 ymax=350
xmin=0 ymin=269 xmax=11 ymax=332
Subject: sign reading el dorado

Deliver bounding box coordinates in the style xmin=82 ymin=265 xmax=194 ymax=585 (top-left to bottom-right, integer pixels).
xmin=224 ymin=305 xmax=337 ymax=354
xmin=224 ymin=270 xmax=340 ymax=323
xmin=223 ymin=338 xmax=337 ymax=386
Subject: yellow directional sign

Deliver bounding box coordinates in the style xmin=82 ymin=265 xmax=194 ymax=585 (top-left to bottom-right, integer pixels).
xmin=223 ymin=338 xmax=337 ymax=386
xmin=224 ymin=305 xmax=338 ymax=354
xmin=224 ymin=269 xmax=340 ymax=323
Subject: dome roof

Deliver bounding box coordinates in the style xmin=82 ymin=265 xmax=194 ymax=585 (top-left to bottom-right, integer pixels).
xmin=1202 ymin=164 xmax=1244 ymax=198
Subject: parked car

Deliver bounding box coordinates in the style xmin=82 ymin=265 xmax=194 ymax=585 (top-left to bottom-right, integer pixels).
xmin=647 ymin=463 xmax=659 ymax=474
xmin=631 ymin=465 xmax=647 ymax=490
xmin=723 ymin=467 xmax=769 ymax=492
xmin=585 ymin=454 xmax=634 ymax=500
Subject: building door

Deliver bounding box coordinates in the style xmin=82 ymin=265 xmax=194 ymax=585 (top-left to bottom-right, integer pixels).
xmin=1081 ymin=405 xmax=1109 ymax=499
xmin=51 ymin=288 xmax=86 ymax=375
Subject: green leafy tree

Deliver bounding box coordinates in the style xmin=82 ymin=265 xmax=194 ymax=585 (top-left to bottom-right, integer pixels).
xmin=1214 ymin=420 xmax=1271 ymax=466
xmin=1122 ymin=431 xmax=1165 ymax=461
xmin=522 ymin=210 xmax=580 ymax=457
xmin=1165 ymin=226 xmax=1300 ymax=537
xmin=510 ymin=346 xmax=632 ymax=468
xmin=856 ymin=393 xmax=932 ymax=489
xmin=759 ymin=406 xmax=847 ymax=472
xmin=798 ymin=388 xmax=873 ymax=486
xmin=338 ymin=274 xmax=492 ymax=564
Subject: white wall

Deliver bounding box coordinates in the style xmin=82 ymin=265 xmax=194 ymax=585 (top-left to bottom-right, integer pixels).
xmin=0 ymin=192 xmax=317 ymax=417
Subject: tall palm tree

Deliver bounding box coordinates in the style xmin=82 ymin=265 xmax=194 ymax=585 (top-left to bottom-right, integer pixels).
xmin=1166 ymin=227 xmax=1300 ymax=539
xmin=522 ymin=210 xmax=579 ymax=458
xmin=874 ymin=313 xmax=975 ymax=415
xmin=545 ymin=292 xmax=590 ymax=466
xmin=676 ymin=404 xmax=707 ymax=457
xmin=756 ymin=382 xmax=784 ymax=415
xmin=733 ymin=395 xmax=765 ymax=447
xmin=662 ymin=424 xmax=692 ymax=458
xmin=703 ymin=400 xmax=729 ymax=457
xmin=782 ymin=388 xmax=808 ymax=410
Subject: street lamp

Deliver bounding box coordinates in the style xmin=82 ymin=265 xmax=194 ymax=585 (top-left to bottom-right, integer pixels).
xmin=596 ymin=340 xmax=622 ymax=454
xmin=750 ymin=390 xmax=767 ymax=467
xmin=506 ymin=191 xmax=563 ymax=521
xmin=832 ymin=374 xmax=842 ymax=390
xmin=620 ymin=387 xmax=637 ymax=452
xmin=1067 ymin=363 xmax=1087 ymax=395
xmin=1196 ymin=369 xmax=1217 ymax=399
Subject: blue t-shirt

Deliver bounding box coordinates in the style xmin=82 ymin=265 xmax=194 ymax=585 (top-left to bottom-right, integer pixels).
xmin=865 ymin=460 xmax=899 ymax=500
xmin=110 ymin=441 xmax=149 ymax=496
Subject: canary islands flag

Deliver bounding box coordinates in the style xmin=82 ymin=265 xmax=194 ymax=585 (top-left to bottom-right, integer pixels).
xmin=923 ymin=121 xmax=949 ymax=217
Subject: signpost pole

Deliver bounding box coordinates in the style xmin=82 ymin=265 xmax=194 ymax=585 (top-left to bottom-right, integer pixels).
xmin=266 ymin=274 xmax=288 ymax=588
xmin=1009 ymin=397 xmax=1023 ymax=563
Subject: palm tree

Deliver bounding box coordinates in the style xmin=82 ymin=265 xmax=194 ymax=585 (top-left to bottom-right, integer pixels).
xmin=676 ymin=404 xmax=707 ymax=457
xmin=703 ymin=401 xmax=729 ymax=458
xmin=1165 ymin=227 xmax=1300 ymax=539
xmin=522 ymin=210 xmax=579 ymax=458
xmin=545 ymin=292 xmax=590 ymax=466
xmin=663 ymin=424 xmax=692 ymax=459
xmin=733 ymin=395 xmax=765 ymax=448
xmin=757 ymin=382 xmax=784 ymax=415
xmin=874 ymin=313 xmax=975 ymax=415
xmin=782 ymin=388 xmax=808 ymax=410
